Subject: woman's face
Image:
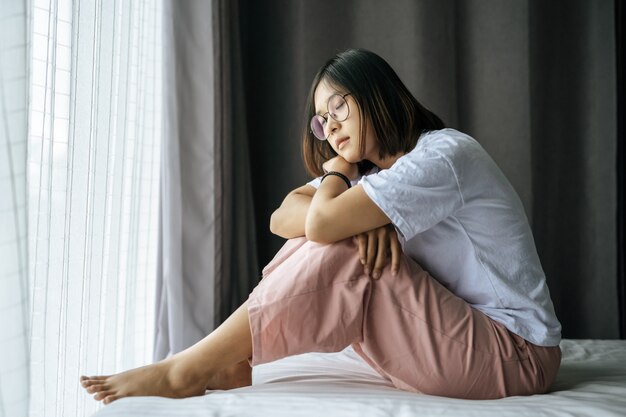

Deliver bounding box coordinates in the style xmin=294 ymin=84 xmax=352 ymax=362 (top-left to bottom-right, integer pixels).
xmin=313 ymin=80 xmax=379 ymax=164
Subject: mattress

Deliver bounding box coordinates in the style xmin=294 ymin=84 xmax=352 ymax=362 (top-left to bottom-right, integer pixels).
xmin=93 ymin=339 xmax=626 ymax=417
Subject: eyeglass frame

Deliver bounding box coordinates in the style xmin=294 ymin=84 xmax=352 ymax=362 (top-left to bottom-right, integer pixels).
xmin=310 ymin=93 xmax=352 ymax=141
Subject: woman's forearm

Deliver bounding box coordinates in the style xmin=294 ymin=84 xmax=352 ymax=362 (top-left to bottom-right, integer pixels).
xmin=305 ymin=174 xmax=349 ymax=242
xmin=270 ymin=191 xmax=313 ymax=239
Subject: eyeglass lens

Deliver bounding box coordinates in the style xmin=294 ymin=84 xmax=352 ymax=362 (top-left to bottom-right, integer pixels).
xmin=310 ymin=94 xmax=350 ymax=140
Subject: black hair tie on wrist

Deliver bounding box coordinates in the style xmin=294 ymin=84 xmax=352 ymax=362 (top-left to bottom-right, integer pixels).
xmin=321 ymin=171 xmax=352 ymax=189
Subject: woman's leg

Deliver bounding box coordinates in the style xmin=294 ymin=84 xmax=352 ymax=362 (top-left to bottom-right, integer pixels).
xmin=80 ymin=238 xmax=310 ymax=404
xmin=349 ymin=256 xmax=561 ymax=398
xmin=83 ymin=236 xmax=560 ymax=403
xmin=247 ymin=237 xmax=561 ymax=399
xmin=81 ymin=302 xmax=253 ymax=404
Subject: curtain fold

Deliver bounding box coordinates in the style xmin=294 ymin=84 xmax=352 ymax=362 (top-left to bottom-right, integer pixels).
xmin=156 ymin=0 xmax=217 ymax=358
xmin=213 ymin=0 xmax=260 ymax=324
xmin=155 ymin=0 xmax=259 ymax=359
xmin=24 ymin=0 xmax=162 ymax=416
xmin=239 ymin=0 xmax=619 ymax=339
xmin=529 ymin=0 xmax=617 ymax=338
xmin=0 ymin=1 xmax=29 ymax=416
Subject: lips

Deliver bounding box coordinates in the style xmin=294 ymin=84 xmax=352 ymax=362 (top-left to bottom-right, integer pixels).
xmin=335 ymin=137 xmax=349 ymax=150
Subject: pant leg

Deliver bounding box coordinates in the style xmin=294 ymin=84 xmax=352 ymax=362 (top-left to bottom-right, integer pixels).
xmin=351 ymin=253 xmax=561 ymax=398
xmin=247 ymin=237 xmax=561 ymax=399
xmin=248 ymin=237 xmax=369 ymax=363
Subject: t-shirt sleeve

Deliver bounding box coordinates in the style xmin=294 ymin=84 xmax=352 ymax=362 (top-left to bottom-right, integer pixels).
xmin=359 ymin=148 xmax=464 ymax=241
xmin=307 ymin=176 xmax=323 ymax=189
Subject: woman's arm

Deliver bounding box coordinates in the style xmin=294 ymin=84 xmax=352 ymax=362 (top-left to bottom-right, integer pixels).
xmin=270 ymin=184 xmax=316 ymax=239
xmin=305 ymin=180 xmax=390 ymax=244
xmin=305 ymin=157 xmax=391 ymax=244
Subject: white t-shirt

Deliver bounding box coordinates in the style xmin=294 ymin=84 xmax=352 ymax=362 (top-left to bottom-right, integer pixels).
xmin=307 ymin=128 xmax=561 ymax=347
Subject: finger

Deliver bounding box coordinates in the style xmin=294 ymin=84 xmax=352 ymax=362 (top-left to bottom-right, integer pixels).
xmin=357 ymin=234 xmax=367 ymax=264
xmin=390 ymin=233 xmax=402 ymax=276
xmin=366 ymin=232 xmax=377 ymax=276
xmin=372 ymin=232 xmax=388 ymax=279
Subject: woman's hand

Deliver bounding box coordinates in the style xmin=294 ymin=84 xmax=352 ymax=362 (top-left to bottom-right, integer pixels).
xmin=353 ymin=224 xmax=401 ymax=279
xmin=322 ymin=156 xmax=359 ymax=180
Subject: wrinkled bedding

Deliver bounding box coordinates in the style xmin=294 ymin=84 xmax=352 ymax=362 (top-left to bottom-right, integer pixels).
xmin=94 ymin=339 xmax=626 ymax=417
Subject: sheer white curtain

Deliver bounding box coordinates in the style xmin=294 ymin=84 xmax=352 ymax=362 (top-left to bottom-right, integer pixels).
xmin=0 ymin=1 xmax=30 ymax=416
xmin=1 ymin=0 xmax=163 ymax=416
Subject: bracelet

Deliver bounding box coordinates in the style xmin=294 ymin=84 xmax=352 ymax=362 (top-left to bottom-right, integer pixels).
xmin=321 ymin=171 xmax=352 ymax=189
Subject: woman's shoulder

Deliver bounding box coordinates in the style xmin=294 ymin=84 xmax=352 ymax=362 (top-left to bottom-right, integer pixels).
xmin=414 ymin=128 xmax=478 ymax=153
xmin=392 ymin=128 xmax=483 ymax=169
xmin=360 ymin=129 xmax=485 ymax=180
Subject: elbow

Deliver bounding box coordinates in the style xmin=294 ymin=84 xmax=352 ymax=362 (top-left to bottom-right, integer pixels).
xmin=269 ymin=211 xmax=278 ymax=235
xmin=270 ymin=209 xmax=298 ymax=239
xmin=269 ymin=210 xmax=284 ymax=237
xmin=304 ymin=228 xmax=323 ymax=244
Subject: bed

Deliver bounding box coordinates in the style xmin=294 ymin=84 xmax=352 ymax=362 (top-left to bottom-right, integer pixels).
xmin=93 ymin=339 xmax=626 ymax=417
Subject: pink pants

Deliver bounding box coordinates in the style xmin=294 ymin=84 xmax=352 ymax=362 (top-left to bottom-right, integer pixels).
xmin=247 ymin=237 xmax=561 ymax=399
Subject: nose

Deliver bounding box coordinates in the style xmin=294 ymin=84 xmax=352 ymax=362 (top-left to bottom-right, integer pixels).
xmin=324 ymin=116 xmax=340 ymax=138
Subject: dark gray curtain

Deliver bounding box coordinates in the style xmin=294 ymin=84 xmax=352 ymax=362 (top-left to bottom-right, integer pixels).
xmin=238 ymin=0 xmax=618 ymax=339
xmin=530 ymin=1 xmax=617 ymax=339
xmin=618 ymin=0 xmax=626 ymax=338
xmin=213 ymin=0 xmax=260 ymax=322
xmin=155 ymin=0 xmax=258 ymax=359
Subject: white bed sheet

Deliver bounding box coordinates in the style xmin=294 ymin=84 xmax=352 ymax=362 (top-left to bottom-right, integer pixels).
xmin=94 ymin=339 xmax=626 ymax=417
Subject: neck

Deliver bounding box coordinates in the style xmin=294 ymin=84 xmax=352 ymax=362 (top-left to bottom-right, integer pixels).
xmin=371 ymin=152 xmax=405 ymax=170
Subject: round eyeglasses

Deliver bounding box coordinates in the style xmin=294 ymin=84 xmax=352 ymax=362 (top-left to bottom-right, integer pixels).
xmin=310 ymin=93 xmax=351 ymax=141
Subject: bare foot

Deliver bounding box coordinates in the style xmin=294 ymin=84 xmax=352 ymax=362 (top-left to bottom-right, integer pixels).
xmin=81 ymin=301 xmax=254 ymax=404
xmin=206 ymin=360 xmax=252 ymax=390
xmin=80 ymin=359 xmax=207 ymax=404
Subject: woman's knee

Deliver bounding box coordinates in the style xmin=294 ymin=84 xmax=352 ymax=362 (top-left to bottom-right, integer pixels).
xmin=306 ymin=238 xmax=357 ymax=258
xmin=307 ymin=238 xmax=363 ymax=268
xmin=261 ymin=238 xmax=363 ymax=285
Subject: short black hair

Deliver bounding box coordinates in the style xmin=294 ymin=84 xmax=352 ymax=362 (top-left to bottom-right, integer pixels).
xmin=302 ymin=48 xmax=445 ymax=177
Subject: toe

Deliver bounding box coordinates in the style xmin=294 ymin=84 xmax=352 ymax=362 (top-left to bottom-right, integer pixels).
xmin=81 ymin=380 xmax=95 ymax=388
xmin=103 ymin=395 xmax=121 ymax=405
xmin=81 ymin=376 xmax=108 ymax=387
xmin=82 ymin=378 xmax=104 ymax=388
xmin=94 ymin=390 xmax=114 ymax=402
xmin=87 ymin=384 xmax=109 ymax=394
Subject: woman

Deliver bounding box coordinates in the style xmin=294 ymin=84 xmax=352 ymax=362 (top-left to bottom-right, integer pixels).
xmin=81 ymin=48 xmax=561 ymax=403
